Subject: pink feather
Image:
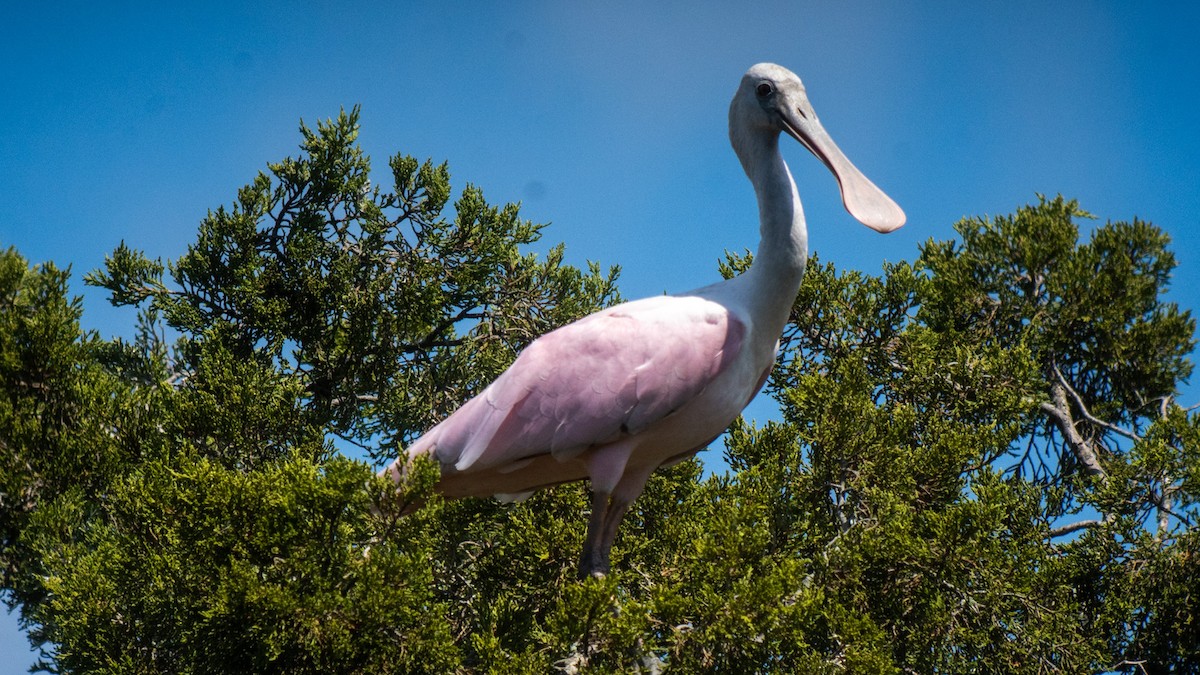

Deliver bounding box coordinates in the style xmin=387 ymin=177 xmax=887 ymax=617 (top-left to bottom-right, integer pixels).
xmin=407 ymin=294 xmax=745 ymax=479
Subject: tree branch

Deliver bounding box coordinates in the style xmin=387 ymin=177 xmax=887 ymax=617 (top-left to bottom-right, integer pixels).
xmin=1052 ymin=363 xmax=1140 ymax=443
xmin=409 ymin=306 xmax=486 ymax=352
xmin=1040 ymin=382 xmax=1109 ymax=483
xmin=1048 ymin=519 xmax=1103 ymax=538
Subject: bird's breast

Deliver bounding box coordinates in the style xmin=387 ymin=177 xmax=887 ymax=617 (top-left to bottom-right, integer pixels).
xmin=622 ymin=330 xmax=775 ymax=468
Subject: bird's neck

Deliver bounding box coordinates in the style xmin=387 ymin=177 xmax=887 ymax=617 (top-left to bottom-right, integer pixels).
xmin=740 ymin=133 xmax=808 ymax=323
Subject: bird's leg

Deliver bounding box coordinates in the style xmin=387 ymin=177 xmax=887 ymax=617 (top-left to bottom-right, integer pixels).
xmin=579 ymin=488 xmax=613 ymax=578
xmin=580 ymin=442 xmax=638 ymax=578
xmin=592 ymin=497 xmax=632 ymax=573
xmin=578 ymin=463 xmax=655 ymax=578
xmin=578 ymin=494 xmax=635 ymax=578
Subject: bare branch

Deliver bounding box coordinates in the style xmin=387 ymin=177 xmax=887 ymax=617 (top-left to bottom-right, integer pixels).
xmin=327 ymin=393 xmax=380 ymax=408
xmin=1109 ymin=659 xmax=1149 ymax=675
xmin=410 ymin=306 xmax=487 ymax=352
xmin=1052 ymin=363 xmax=1140 ymax=443
xmin=1040 ymin=382 xmax=1109 ymax=483
xmin=1149 ymin=486 xmax=1194 ymax=530
xmin=1049 ymin=519 xmax=1103 ymax=538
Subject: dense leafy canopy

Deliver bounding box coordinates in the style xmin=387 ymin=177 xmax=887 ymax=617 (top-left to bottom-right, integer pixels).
xmin=1 ymin=110 xmax=1196 ymax=673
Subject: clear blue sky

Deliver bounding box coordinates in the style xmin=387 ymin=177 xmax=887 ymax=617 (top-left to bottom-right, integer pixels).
xmin=2 ymin=2 xmax=1198 ymax=667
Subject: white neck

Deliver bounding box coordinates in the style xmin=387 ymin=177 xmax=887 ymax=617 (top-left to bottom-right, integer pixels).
xmin=734 ymin=130 xmax=809 ymax=332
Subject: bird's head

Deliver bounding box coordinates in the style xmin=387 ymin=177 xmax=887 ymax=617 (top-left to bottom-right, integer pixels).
xmin=730 ymin=63 xmax=905 ymax=233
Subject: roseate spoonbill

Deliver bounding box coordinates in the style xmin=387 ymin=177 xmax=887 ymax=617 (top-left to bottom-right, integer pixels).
xmin=384 ymin=63 xmax=904 ymax=577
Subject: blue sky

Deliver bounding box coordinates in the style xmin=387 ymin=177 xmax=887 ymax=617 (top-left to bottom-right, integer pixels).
xmin=2 ymin=1 xmax=1198 ymax=666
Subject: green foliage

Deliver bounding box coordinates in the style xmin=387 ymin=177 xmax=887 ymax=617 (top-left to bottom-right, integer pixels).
xmin=0 ymin=249 xmax=139 ymax=613
xmin=85 ymin=107 xmax=621 ymax=464
xmin=29 ymin=456 xmax=456 ymax=673
xmin=2 ymin=105 xmax=1196 ymax=675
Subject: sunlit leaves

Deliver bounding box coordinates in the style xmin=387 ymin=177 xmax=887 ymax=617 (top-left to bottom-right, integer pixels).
xmin=89 ymin=107 xmax=620 ymax=463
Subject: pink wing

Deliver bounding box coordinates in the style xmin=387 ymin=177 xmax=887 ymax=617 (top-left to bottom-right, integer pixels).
xmin=408 ymin=295 xmax=745 ymax=473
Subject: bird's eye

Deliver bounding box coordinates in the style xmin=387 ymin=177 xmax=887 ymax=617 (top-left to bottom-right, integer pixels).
xmin=755 ymin=82 xmax=773 ymax=97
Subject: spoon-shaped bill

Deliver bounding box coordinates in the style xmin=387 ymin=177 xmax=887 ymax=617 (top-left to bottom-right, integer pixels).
xmin=780 ymin=107 xmax=905 ymax=233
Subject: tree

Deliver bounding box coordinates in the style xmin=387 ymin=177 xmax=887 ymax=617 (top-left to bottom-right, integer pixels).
xmin=1 ymin=106 xmax=1196 ymax=673
xmin=3 ymin=108 xmax=621 ymax=672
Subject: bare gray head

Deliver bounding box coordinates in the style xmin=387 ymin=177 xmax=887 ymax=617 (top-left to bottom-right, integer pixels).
xmin=729 ymin=63 xmax=905 ymax=233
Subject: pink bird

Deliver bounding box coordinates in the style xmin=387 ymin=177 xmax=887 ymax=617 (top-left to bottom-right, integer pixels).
xmin=385 ymin=63 xmax=905 ymax=577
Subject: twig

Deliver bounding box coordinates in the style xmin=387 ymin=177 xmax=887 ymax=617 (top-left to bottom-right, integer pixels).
xmin=1048 ymin=519 xmax=1103 ymax=538
xmin=1040 ymin=384 xmax=1108 ymax=482
xmin=1052 ymin=363 xmax=1140 ymax=443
